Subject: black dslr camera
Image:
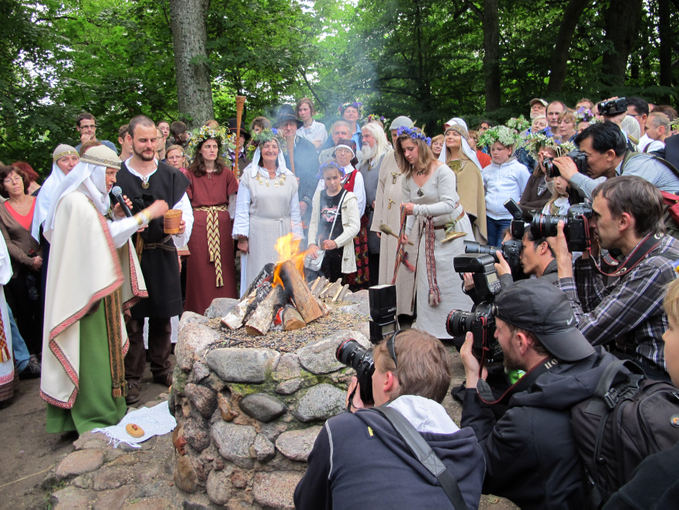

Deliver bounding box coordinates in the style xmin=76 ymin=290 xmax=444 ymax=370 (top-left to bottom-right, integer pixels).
xmin=464 ymin=198 xmax=525 ymax=275
xmin=531 ymin=203 xmax=593 ymax=252
xmin=464 ymin=240 xmax=522 ymax=271
xmin=336 ymin=339 xmax=375 ymax=405
xmin=335 ymin=285 xmax=399 ymax=406
xmin=598 ymin=97 xmax=628 ymax=117
xmin=447 ymin=254 xmax=503 ymax=366
xmin=543 ymin=150 xmax=590 ymax=178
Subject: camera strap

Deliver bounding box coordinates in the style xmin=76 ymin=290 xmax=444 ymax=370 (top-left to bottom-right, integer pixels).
xmin=368 ymin=405 xmax=469 ymax=510
xmin=590 ymin=233 xmax=662 ymax=278
xmin=477 ymin=357 xmax=559 ymax=407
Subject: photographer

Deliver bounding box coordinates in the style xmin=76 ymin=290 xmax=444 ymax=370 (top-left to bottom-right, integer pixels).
xmin=460 ymin=279 xmax=616 ymax=510
xmin=554 ymin=121 xmax=679 ymax=200
xmin=549 ymin=176 xmax=679 ymax=380
xmin=294 ymin=329 xmax=485 ymax=510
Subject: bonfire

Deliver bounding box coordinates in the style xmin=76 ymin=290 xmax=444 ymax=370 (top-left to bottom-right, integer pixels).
xmin=221 ymin=234 xmax=349 ymax=335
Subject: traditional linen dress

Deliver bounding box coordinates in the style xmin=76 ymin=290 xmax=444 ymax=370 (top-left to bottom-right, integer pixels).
xmin=403 ymin=163 xmax=474 ymax=339
xmin=232 ymin=160 xmax=303 ymax=295
xmin=0 ymin=235 xmax=14 ymax=404
xmin=185 ymin=169 xmax=239 ymax=313
xmin=370 ymin=150 xmax=416 ymax=315
xmin=40 ymin=156 xmax=147 ymax=434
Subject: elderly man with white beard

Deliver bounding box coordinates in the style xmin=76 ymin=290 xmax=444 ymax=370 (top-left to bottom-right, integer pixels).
xmin=358 ymin=122 xmax=390 ymax=285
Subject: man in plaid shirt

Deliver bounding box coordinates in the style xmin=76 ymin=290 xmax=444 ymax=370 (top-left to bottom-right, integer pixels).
xmin=548 ymin=175 xmax=679 ymax=380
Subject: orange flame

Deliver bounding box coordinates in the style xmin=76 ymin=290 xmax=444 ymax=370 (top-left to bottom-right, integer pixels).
xmin=272 ymin=233 xmax=307 ymax=287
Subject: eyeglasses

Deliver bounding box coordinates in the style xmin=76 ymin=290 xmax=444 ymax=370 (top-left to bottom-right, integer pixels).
xmin=385 ymin=330 xmax=400 ymax=367
xmin=3 ymin=175 xmax=22 ymax=184
xmin=80 ymin=124 xmax=96 ymax=129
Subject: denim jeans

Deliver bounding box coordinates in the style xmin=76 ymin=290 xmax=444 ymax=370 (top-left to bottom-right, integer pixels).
xmin=8 ymin=305 xmax=30 ymax=372
xmin=487 ymin=218 xmax=512 ymax=247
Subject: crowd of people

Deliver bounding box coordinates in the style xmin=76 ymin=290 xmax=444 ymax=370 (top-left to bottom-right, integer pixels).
xmin=1 ymin=93 xmax=679 ymax=508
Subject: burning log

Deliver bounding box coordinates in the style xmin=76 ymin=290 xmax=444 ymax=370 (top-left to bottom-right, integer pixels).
xmin=221 ymin=264 xmax=274 ymax=329
xmin=278 ymin=260 xmax=324 ymax=323
xmin=281 ymin=305 xmax=305 ymax=331
xmin=245 ymin=285 xmax=286 ymax=336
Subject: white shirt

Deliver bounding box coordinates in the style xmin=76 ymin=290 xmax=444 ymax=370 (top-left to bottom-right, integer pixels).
xmin=124 ymin=159 xmax=193 ymax=247
xmin=483 ymin=158 xmax=531 ymax=219
xmin=297 ymin=120 xmax=328 ymax=147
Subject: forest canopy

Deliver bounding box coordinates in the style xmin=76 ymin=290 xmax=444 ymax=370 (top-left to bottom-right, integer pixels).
xmin=2 ymin=0 xmax=677 ymax=172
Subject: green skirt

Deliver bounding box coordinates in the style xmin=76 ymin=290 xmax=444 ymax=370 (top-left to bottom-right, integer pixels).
xmin=46 ymin=303 xmax=126 ymax=434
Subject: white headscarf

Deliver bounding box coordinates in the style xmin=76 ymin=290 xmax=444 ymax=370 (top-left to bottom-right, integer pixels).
xmin=44 ymin=146 xmax=120 ymax=241
xmin=31 ymin=145 xmax=79 ymax=241
xmin=244 ymin=141 xmax=289 ymax=179
xmin=439 ymin=117 xmax=483 ymax=171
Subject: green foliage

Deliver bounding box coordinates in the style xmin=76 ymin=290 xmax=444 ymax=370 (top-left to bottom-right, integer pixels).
xmin=1 ymin=0 xmax=677 ymax=174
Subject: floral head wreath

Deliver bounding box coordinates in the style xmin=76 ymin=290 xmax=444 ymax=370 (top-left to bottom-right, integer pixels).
xmin=478 ymin=125 xmax=522 ymax=149
xmin=318 ymin=160 xmax=346 ymax=179
xmin=575 ymin=107 xmax=594 ymax=123
xmin=186 ymin=125 xmax=234 ymax=165
xmin=365 ymin=114 xmax=386 ymax=125
xmin=506 ymin=115 xmax=530 ymax=132
xmin=397 ymin=126 xmax=431 ymax=146
xmin=252 ymin=129 xmax=280 ymax=146
xmin=522 ymin=132 xmax=576 ymax=158
xmin=338 ymin=101 xmax=364 ymax=118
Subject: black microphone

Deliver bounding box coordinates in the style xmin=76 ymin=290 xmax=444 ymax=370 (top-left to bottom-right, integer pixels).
xmin=111 ymin=186 xmax=133 ymax=217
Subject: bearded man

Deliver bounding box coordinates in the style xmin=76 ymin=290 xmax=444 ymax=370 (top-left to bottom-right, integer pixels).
xmin=358 ymin=122 xmax=390 ymax=285
xmin=115 ymin=115 xmax=193 ymax=404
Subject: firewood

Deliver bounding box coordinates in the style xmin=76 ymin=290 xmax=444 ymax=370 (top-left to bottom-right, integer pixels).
xmin=310 ymin=276 xmax=327 ymax=297
xmin=278 ymin=260 xmax=324 ymax=323
xmin=221 ymin=264 xmax=274 ymax=329
xmin=332 ymin=284 xmax=350 ymax=302
xmin=282 ymin=305 xmax=305 ymax=331
xmin=245 ymin=285 xmax=286 ymax=336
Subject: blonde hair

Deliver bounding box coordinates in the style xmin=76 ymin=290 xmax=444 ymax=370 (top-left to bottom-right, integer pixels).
xmin=664 ymin=279 xmax=679 ymax=324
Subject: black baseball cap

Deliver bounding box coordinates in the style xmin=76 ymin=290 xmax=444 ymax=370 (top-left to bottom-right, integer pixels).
xmin=493 ymin=279 xmax=595 ymax=362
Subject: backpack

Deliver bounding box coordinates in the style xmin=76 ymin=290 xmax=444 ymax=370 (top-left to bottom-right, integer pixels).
xmin=570 ymin=359 xmax=679 ymax=508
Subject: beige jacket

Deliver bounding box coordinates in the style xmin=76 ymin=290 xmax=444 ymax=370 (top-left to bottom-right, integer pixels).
xmin=307 ymin=190 xmax=360 ymax=274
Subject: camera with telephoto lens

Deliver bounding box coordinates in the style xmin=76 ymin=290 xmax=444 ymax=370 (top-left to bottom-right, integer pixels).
xmin=336 ymin=339 xmax=375 ymax=405
xmin=598 ymin=97 xmax=628 ymax=117
xmin=543 ymin=150 xmax=590 ymax=178
xmin=531 ymin=203 xmax=593 ymax=252
xmin=464 ymin=240 xmax=523 ymax=271
xmin=448 ymin=254 xmax=503 ymax=366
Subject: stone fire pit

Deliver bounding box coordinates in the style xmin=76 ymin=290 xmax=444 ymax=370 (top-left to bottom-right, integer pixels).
xmin=169 ymin=292 xmax=370 ymax=509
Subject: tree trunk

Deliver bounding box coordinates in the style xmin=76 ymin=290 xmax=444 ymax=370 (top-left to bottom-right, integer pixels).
xmin=482 ymin=0 xmax=500 ymax=111
xmin=547 ymin=0 xmax=591 ymax=94
xmin=601 ymin=0 xmax=642 ymax=87
xmin=658 ymin=0 xmax=672 ymax=92
xmin=169 ymin=0 xmax=214 ymax=127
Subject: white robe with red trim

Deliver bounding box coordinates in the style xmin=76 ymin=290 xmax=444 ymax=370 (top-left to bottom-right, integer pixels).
xmin=40 ymin=192 xmax=146 ymax=408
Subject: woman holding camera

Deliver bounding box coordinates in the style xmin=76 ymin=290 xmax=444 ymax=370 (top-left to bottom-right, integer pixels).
xmin=395 ymin=127 xmax=474 ymax=339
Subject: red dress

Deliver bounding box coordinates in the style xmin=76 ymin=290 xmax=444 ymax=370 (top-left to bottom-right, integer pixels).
xmin=185 ymin=169 xmax=239 ymax=313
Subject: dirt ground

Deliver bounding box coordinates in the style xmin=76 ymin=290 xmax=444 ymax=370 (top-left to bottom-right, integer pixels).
xmin=0 ymin=364 xmax=170 ymax=510
xmin=1 ymin=348 xmax=517 ymax=510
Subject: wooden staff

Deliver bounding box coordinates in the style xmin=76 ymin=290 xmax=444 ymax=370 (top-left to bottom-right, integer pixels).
xmin=234 ymin=95 xmax=246 ymax=179
xmin=287 ymin=134 xmax=296 ymax=174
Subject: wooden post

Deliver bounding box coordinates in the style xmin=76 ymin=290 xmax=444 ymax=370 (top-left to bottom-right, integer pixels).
xmin=278 ymin=260 xmax=324 ymax=323
xmin=234 ymin=95 xmax=246 ymax=179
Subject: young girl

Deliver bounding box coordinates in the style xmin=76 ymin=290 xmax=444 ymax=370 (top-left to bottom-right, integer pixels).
xmin=307 ymin=162 xmax=360 ymax=282
xmin=480 ymin=126 xmax=531 ymax=246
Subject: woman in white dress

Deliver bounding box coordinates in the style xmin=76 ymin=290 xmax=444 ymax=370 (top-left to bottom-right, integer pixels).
xmin=232 ymin=131 xmax=304 ymax=295
xmin=395 ymin=127 xmax=474 ymax=339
